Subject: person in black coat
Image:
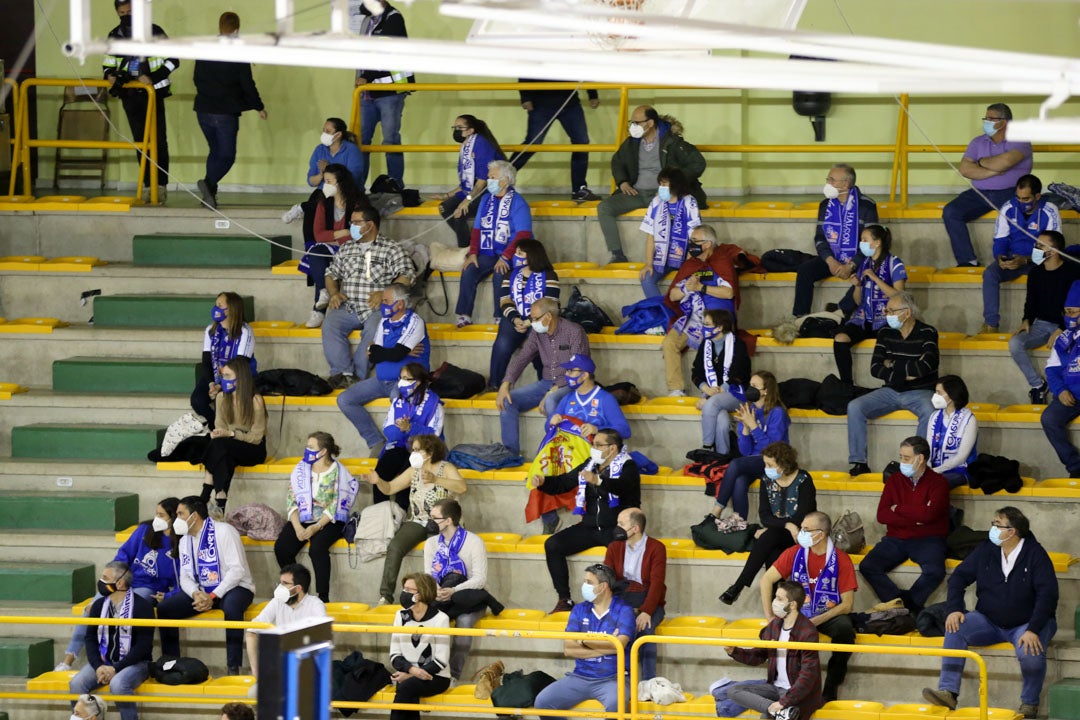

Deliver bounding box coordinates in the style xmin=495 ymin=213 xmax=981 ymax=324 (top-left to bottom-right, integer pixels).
xmin=192 ymin=12 xmax=267 ymax=209
xmin=922 ymin=506 xmax=1058 ymax=718
xmin=530 ymin=428 xmax=641 ymax=613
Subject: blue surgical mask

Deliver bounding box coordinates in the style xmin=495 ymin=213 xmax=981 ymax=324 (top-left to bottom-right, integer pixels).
xmin=381 ymin=302 xmax=397 ymax=318
xmin=764 ymin=466 xmax=782 ymax=481
xmin=580 ymin=581 xmax=597 ymax=603
xmin=1018 ymin=200 xmax=1036 ymax=215
xmin=899 ymin=462 xmax=916 ymax=478
xmin=797 ymin=530 xmax=816 ymax=549
xmin=487 ymin=179 xmax=501 ymax=194
xmin=1066 ymin=315 xmax=1080 ymax=331
xmin=512 ymin=254 xmax=527 ymax=270
xmin=350 ymin=224 xmax=363 ymax=241
xmin=988 ymin=526 xmax=1005 ymax=546
xmin=221 ymin=378 xmax=237 ymax=394
xmin=303 ymin=448 xmax=320 ymax=464
xmin=1032 ymin=248 xmax=1046 ymax=266
xmin=859 ymin=241 xmax=874 ymax=257
xmin=983 ymin=119 xmax=999 ymax=136
xmin=566 ymin=373 xmax=583 ymax=389
xmin=886 ymin=313 xmax=904 ymax=330
xmin=657 ymin=186 xmax=671 ymax=202
xmin=211 ymin=306 xmax=227 ymax=323
xmin=397 ymin=379 xmax=416 ymax=393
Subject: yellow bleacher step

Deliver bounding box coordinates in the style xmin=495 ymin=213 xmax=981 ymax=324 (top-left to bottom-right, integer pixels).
xmin=203 ymin=675 xmax=257 ymax=697
xmin=719 ymin=617 xmax=768 ymax=638
xmin=27 ymin=670 xmax=77 ymax=691
xmin=33 ymin=195 xmax=87 ymax=211
xmin=815 ymin=699 xmax=885 ymax=719
xmin=43 ymin=256 xmax=107 ymax=272
xmin=476 ymin=531 xmax=523 ymax=552
xmin=655 ymin=615 xmax=727 ymax=638
xmin=79 ymin=196 xmax=136 ymax=212
xmin=882 ymin=703 xmax=950 ymax=719
xmin=0 ymin=255 xmax=46 ymax=270
xmin=324 ymin=601 xmax=371 ymax=622
xmin=136 ymin=678 xmax=210 ymax=695
xmin=537 ymin=610 xmax=571 ymax=631
xmin=474 ymin=607 xmax=545 ymax=630
xmin=660 ymin=537 xmax=697 ymax=559
xmin=0 ymin=382 xmax=28 ymax=401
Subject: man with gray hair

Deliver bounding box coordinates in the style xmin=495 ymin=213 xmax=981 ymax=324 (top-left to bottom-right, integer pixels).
xmin=69 ymin=562 xmax=154 ymax=720
xmin=338 ymin=282 xmax=430 ymax=455
xmin=793 ymin=163 xmax=878 ymax=317
xmin=847 ymin=292 xmax=939 ymax=476
xmin=73 ymin=694 xmax=107 ymax=720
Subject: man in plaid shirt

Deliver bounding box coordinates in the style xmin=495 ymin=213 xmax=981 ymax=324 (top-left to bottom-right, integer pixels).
xmin=323 ymin=206 xmax=415 ymax=388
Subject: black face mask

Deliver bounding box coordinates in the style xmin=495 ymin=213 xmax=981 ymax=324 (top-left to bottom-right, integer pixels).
xmin=98 ymin=580 xmax=118 ymax=596
xmin=425 ymin=519 xmax=440 ymax=536
xmin=744 ymin=386 xmax=761 ymax=403
xmin=452 ymin=129 xmax=466 ymax=144
xmin=399 ymin=591 xmax=416 ymax=608
xmin=611 ymin=526 xmax=629 ymax=542
xmin=687 ymin=243 xmax=704 ymax=258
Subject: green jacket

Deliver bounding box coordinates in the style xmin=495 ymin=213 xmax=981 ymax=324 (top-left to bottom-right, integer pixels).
xmin=610 ymin=118 xmax=707 ymax=205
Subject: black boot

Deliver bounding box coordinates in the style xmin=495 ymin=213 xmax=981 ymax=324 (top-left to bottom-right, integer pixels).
xmin=719 ymin=584 xmax=743 ymax=605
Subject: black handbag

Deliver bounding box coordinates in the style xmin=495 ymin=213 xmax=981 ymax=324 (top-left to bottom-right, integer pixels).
xmin=561 ymin=287 xmax=614 ymax=333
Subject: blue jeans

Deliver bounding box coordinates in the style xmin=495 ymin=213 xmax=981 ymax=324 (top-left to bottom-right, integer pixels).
xmin=499 ymin=380 xmax=570 ymax=454
xmin=714 ymin=455 xmax=764 ymax=521
xmin=306 ymin=244 xmax=335 ymax=305
xmin=943 ymin=188 xmax=1017 ymax=265
xmin=858 ymin=535 xmax=946 ymax=610
xmin=338 ymin=377 xmax=398 ymax=447
xmin=1041 ymin=398 xmax=1080 ymax=474
xmin=321 ymin=305 xmax=382 ymax=378
xmin=982 ymin=260 xmax=1030 ymax=326
xmin=157 ymin=586 xmax=255 ymax=668
xmin=489 ymin=318 xmax=530 ymax=388
xmin=65 ymin=587 xmax=156 ymax=656
xmin=640 ymin=268 xmax=677 ymax=299
xmin=938 ymin=611 xmax=1057 ymax=706
xmin=70 ymin=660 xmax=151 ymax=720
xmin=359 ymin=92 xmax=406 ymax=188
xmin=512 ymin=100 xmax=591 ymax=191
xmin=700 ymin=390 xmax=742 ymax=452
xmin=1009 ymin=318 xmax=1057 ymax=388
xmin=196 ymin=111 xmax=240 ymax=192
xmin=846 ymin=387 xmax=935 ymax=464
xmin=637 ymin=604 xmax=665 ymax=681
xmin=455 ymin=254 xmax=505 ymax=320
xmin=535 ymin=672 xmax=624 ymax=720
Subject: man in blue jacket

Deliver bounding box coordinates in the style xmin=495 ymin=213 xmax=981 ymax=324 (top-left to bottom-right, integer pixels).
xmin=922 ymin=507 xmax=1058 ymax=719
xmin=1040 ymin=280 xmax=1080 ymax=477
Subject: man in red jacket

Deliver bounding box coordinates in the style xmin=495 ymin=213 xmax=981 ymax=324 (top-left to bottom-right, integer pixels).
xmin=604 ymin=508 xmax=667 ymax=679
xmin=859 ymin=436 xmax=950 ymax=613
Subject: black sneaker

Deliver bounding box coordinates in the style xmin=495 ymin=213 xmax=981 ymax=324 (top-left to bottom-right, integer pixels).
xmin=922 ymin=688 xmax=957 ymax=710
xmin=609 ymin=251 xmax=629 ymax=264
xmin=1030 ymin=383 xmax=1048 ymax=404
xmin=197 ymin=179 xmax=217 ymax=210
xmin=571 ymin=186 xmax=600 ymax=202
xmin=849 ymin=462 xmax=872 ymax=477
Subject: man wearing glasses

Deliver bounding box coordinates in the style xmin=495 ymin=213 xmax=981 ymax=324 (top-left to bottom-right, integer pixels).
xmin=922 ymin=507 xmax=1057 ymax=719
xmin=943 ymin=102 xmax=1034 ymax=267
xmin=531 ymin=429 xmax=641 ymax=613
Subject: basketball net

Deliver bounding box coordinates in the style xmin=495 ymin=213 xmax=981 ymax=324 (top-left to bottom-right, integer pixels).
xmin=584 ymin=0 xmax=651 ymax=51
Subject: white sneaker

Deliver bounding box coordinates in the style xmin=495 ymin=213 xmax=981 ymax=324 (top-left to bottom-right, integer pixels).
xmin=668 ymin=389 xmax=686 ymax=397
xmin=54 ymin=662 xmax=73 ymax=672
xmin=315 ymin=289 xmax=331 ymax=311
xmin=305 ymin=309 xmax=325 ymax=328
xmin=281 ymin=203 xmax=304 ymax=224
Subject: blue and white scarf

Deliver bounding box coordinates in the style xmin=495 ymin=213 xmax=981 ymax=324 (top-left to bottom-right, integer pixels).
xmin=184 ymin=517 xmax=223 ymax=594
xmin=574 ymin=447 xmax=629 ymax=516
xmin=430 ymin=526 xmax=469 ymax=582
xmin=650 ymin=200 xmax=691 ymax=273
xmin=291 ymin=460 xmax=359 ymax=524
xmin=850 ymin=254 xmax=904 ymax=329
xmin=791 ymin=539 xmax=842 ymax=619
xmin=672 ymin=278 xmax=707 ymax=350
xmin=510 ymin=268 xmax=547 ymax=317
xmin=459 ymin=134 xmax=478 ymax=191
xmin=478 ymin=189 xmax=517 ymax=255
xmin=208 ymin=325 xmax=242 ymax=382
xmin=97 ymin=589 xmax=134 ymax=662
xmin=821 ymin=187 xmax=861 ymax=264
xmin=702 ymin=331 xmax=744 ymax=399
xmin=930 ymin=408 xmax=975 ymax=471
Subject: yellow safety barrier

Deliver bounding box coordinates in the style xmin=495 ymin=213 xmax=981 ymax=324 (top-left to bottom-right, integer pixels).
xmin=8 ymin=78 xmax=159 ymax=204
xmin=0 ymin=615 xmax=626 ymax=718
xmin=349 ymin=84 xmax=1079 ymax=206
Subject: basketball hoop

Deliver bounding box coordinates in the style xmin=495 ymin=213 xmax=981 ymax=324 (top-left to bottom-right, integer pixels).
xmin=582 ymin=0 xmax=651 ymax=51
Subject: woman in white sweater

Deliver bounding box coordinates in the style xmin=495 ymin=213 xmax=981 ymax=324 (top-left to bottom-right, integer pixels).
xmin=389 ymin=573 xmax=451 ymax=720
xmin=926 ymin=374 xmax=978 ymax=489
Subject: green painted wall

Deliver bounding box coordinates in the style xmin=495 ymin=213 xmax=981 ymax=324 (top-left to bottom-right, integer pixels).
xmin=29 ymin=0 xmax=1080 ymax=194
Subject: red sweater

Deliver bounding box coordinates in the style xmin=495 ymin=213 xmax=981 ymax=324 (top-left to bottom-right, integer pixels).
xmin=876 ymin=468 xmax=950 ymax=540
xmin=604 ymin=536 xmax=667 ymax=616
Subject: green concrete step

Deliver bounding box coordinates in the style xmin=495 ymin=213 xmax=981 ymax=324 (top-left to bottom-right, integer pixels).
xmin=53 ymin=356 xmax=197 ymax=394
xmin=12 ymin=424 xmax=165 ymax=461
xmin=0 ymin=637 xmax=53 ymax=678
xmin=0 ymin=491 xmax=139 ymax=532
xmin=1049 ymin=677 xmax=1080 ymax=719
xmin=132 ymin=233 xmax=293 ymax=268
xmin=92 ymin=294 xmax=256 ymax=328
xmin=0 ymin=562 xmax=95 ymax=603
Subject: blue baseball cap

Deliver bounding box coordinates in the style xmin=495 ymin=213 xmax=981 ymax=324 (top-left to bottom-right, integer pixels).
xmin=560 ymin=354 xmax=596 ymax=374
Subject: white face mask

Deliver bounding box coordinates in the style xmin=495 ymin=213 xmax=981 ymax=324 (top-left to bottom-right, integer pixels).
xmin=931 ymin=393 xmax=948 ymax=410
xmin=152 ymin=516 xmax=169 ymax=532
xmin=320 ymin=131 xmax=336 ymax=147
xmin=273 ymin=584 xmax=294 ymax=604
xmin=628 ymin=123 xmax=645 ymax=139
xmin=322 ymin=183 xmax=338 ymax=198
xmin=590 ymin=447 xmax=607 ymax=465
xmin=409 ymin=452 xmax=425 ymax=470
xmin=531 ymin=318 xmax=550 ymax=334
xmin=173 ymin=516 xmax=191 ymax=536
xmin=71 ymin=714 xmax=83 ymax=720
xmin=822 ymin=183 xmax=841 ymax=200
xmin=772 ymin=598 xmax=790 ymax=618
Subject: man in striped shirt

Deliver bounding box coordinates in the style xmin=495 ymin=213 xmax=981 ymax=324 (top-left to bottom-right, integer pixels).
xmin=847 ymin=292 xmax=939 ymax=476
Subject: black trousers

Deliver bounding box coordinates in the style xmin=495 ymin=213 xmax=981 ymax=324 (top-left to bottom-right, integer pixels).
xmin=120 ymin=91 xmax=169 ymax=187
xmin=833 ymin=321 xmax=878 ymax=384
xmin=203 ymin=437 xmax=267 ymax=494
xmin=190 ymin=363 xmax=215 ymax=426
xmin=438 ymin=195 xmax=483 ymax=248
xmin=544 ymin=523 xmax=616 ymax=600
xmin=274 ymin=520 xmax=346 ymax=602
xmin=734 ymin=526 xmax=795 ymax=589
xmin=817 ymin=614 xmax=856 ymax=693
xmin=374 ymin=446 xmax=411 ymax=512
xmin=157 ymin=586 xmax=254 ymax=668
xmin=391 ymin=675 xmax=451 ymax=720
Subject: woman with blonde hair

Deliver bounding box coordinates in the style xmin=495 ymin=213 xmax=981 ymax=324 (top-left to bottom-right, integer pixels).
xmin=199 ymin=357 xmax=267 ymax=515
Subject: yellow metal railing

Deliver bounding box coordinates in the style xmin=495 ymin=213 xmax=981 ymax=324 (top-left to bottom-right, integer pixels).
xmin=8 ymin=78 xmax=159 ymax=204
xmin=0 ymin=614 xmax=995 ymax=720
xmin=349 ymin=84 xmax=1080 ymax=206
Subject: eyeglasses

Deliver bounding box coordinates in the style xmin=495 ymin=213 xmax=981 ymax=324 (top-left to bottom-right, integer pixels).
xmin=885 ymin=307 xmax=906 ymax=316
xmin=990 ymin=522 xmax=1013 ymax=530
xmin=629 ymin=119 xmax=649 ymax=125
xmin=429 ymin=515 xmax=445 ymax=522
xmin=798 ymin=527 xmax=822 ymax=534
xmin=982 ymin=116 xmax=1005 ymax=122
